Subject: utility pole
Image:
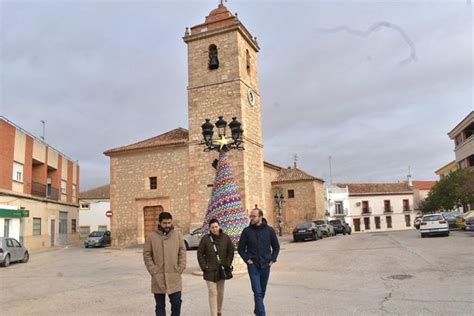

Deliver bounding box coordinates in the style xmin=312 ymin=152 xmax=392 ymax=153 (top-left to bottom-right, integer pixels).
xmin=328 ymin=155 xmax=333 ymax=186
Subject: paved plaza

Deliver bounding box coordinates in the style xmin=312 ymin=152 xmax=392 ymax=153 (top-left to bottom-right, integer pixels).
xmin=1 ymin=230 xmax=473 ymax=315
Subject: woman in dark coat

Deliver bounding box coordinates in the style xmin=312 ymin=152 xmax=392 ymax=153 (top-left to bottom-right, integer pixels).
xmin=197 ymin=219 xmax=234 ymax=316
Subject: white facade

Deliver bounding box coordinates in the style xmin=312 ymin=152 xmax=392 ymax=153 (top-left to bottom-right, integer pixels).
xmin=326 ymin=185 xmax=351 ymax=219
xmin=346 ymin=193 xmax=415 ymax=232
xmin=0 ymin=205 xmax=22 ymax=240
xmin=78 ymin=199 xmax=110 ymax=237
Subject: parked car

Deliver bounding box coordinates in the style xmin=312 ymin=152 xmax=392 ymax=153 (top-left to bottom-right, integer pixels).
xmin=0 ymin=237 xmax=29 ymax=267
xmin=414 ymin=216 xmax=423 ymax=230
xmin=456 ymin=211 xmax=474 ymax=230
xmin=84 ymin=231 xmax=112 ymax=248
xmin=464 ymin=216 xmax=474 ymax=231
xmin=293 ymin=222 xmax=322 ymax=242
xmin=420 ymin=214 xmax=449 ymax=237
xmin=313 ymin=220 xmax=335 ymax=237
xmin=183 ymin=227 xmax=203 ymax=250
xmin=442 ymin=211 xmax=461 ymax=229
xmin=330 ymin=219 xmax=350 ymax=235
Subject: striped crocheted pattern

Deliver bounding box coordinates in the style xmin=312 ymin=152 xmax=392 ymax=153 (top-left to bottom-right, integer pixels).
xmin=202 ymin=151 xmax=249 ymax=247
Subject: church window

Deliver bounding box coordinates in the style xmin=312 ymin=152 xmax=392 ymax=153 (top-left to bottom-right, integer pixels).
xmin=288 ymin=189 xmax=295 ymax=198
xmin=208 ymin=44 xmax=219 ymax=70
xmin=149 ymin=177 xmax=157 ymax=190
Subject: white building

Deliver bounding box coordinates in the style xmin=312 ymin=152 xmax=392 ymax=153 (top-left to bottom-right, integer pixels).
xmin=334 ymin=183 xmax=416 ymax=233
xmin=326 ymin=185 xmax=350 ymax=220
xmin=0 ymin=205 xmax=23 ymax=240
xmin=79 ymin=185 xmax=110 ymax=237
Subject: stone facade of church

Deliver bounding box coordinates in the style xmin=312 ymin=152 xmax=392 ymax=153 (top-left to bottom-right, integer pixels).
xmin=104 ymin=4 xmax=325 ymax=247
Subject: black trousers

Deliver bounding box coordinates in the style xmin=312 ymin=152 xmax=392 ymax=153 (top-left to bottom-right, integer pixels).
xmin=154 ymin=292 xmax=182 ymax=316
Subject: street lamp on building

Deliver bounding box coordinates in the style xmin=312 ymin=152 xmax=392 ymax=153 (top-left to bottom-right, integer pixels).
xmin=274 ymin=192 xmax=284 ymax=236
xmin=201 ymin=116 xmax=244 ymax=152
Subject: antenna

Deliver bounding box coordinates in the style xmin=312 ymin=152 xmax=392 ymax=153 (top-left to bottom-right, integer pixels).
xmin=293 ymin=154 xmax=298 ymax=168
xmin=40 ymin=120 xmax=46 ymax=141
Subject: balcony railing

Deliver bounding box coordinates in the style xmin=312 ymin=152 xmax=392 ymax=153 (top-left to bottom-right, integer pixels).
xmin=362 ymin=207 xmax=371 ymax=214
xmin=403 ymin=207 xmax=412 ymax=212
xmin=47 ymin=187 xmax=60 ymax=201
xmin=384 ymin=206 xmax=393 ymax=213
xmin=31 ymin=181 xmax=46 ymax=198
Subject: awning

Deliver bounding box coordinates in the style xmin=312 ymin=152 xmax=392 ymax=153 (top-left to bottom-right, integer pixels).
xmin=0 ymin=208 xmax=30 ymax=218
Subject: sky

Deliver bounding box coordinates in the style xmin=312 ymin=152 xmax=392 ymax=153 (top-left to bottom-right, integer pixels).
xmin=1 ymin=0 xmax=472 ymax=191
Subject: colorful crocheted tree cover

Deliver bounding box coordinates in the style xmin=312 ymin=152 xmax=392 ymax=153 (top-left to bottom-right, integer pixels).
xmin=202 ymin=151 xmax=249 ymax=247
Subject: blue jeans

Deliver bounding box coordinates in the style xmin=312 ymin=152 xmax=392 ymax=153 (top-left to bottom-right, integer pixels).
xmin=154 ymin=292 xmax=182 ymax=316
xmin=248 ymin=264 xmax=271 ymax=316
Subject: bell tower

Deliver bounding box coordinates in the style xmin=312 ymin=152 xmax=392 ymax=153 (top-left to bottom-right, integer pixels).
xmin=184 ymin=3 xmax=265 ymax=228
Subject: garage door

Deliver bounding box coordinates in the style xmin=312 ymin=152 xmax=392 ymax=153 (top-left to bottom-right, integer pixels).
xmin=144 ymin=206 xmax=163 ymax=239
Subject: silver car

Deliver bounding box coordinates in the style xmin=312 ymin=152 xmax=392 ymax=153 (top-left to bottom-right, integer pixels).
xmin=0 ymin=237 xmax=29 ymax=267
xmin=183 ymin=227 xmax=203 ymax=250
xmin=313 ymin=220 xmax=336 ymax=237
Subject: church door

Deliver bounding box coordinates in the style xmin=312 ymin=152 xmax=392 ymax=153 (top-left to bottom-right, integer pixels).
xmin=143 ymin=206 xmax=164 ymax=238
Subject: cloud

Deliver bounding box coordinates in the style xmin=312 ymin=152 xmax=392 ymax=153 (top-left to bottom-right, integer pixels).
xmin=1 ymin=1 xmax=472 ymax=190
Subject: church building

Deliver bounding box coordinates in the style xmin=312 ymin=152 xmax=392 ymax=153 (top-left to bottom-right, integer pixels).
xmin=104 ymin=3 xmax=325 ymax=246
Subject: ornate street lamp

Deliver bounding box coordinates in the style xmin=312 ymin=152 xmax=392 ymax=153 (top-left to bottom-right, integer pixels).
xmin=274 ymin=192 xmax=284 ymax=236
xmin=200 ymin=116 xmax=244 ymax=152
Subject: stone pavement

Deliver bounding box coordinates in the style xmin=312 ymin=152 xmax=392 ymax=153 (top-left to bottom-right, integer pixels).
xmin=1 ymin=230 xmax=473 ymax=315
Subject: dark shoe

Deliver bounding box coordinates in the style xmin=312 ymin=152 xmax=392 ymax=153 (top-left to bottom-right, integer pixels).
xmin=217 ymin=313 xmax=222 ymax=316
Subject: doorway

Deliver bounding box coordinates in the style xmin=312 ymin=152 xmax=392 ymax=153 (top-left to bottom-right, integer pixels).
xmin=353 ymin=218 xmax=361 ymax=232
xmin=144 ymin=206 xmax=164 ymax=238
xmin=51 ymin=219 xmax=55 ymax=247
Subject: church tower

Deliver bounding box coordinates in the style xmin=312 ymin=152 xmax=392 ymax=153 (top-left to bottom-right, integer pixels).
xmin=184 ymin=3 xmax=265 ymax=227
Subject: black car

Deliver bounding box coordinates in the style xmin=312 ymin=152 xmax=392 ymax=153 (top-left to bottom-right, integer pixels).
xmin=84 ymin=231 xmax=112 ymax=248
xmin=329 ymin=219 xmax=351 ymax=235
xmin=293 ymin=222 xmax=322 ymax=242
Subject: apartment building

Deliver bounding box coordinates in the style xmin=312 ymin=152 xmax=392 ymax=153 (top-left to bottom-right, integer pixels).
xmin=0 ymin=116 xmax=80 ymax=250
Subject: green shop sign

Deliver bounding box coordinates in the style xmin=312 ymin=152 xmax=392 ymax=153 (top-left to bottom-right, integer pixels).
xmin=0 ymin=208 xmax=30 ymax=218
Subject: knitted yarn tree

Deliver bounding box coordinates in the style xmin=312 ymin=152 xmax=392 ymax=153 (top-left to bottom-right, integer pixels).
xmin=202 ymin=151 xmax=248 ymax=247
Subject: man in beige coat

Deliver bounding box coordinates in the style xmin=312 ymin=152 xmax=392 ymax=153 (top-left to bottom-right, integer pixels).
xmin=143 ymin=212 xmax=186 ymax=316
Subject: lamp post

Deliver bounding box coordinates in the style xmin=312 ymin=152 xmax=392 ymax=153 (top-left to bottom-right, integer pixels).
xmin=274 ymin=192 xmax=284 ymax=236
xmin=201 ymin=116 xmax=244 ymax=152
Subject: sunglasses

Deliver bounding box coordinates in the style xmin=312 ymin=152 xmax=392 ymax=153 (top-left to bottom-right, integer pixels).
xmin=249 ymin=215 xmax=257 ymax=218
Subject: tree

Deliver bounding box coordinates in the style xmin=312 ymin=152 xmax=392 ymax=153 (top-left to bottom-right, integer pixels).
xmin=420 ymin=168 xmax=474 ymax=213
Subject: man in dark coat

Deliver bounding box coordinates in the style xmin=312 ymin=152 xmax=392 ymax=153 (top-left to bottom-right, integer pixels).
xmin=238 ymin=209 xmax=280 ymax=316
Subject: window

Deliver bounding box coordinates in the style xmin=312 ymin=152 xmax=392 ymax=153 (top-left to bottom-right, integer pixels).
xmin=335 ymin=201 xmax=344 ymax=214
xmin=98 ymin=225 xmax=108 ymax=232
xmin=61 ymin=180 xmax=67 ymax=194
xmin=384 ymin=200 xmax=392 ymax=212
xmin=72 ymin=185 xmax=76 ymax=197
xmin=375 ymin=217 xmax=381 ymax=229
xmin=4 ymin=219 xmax=10 ymax=237
xmin=362 ymin=201 xmax=370 ymax=213
xmin=288 ymin=189 xmax=295 ymax=199
xmin=12 ymin=239 xmax=21 ymax=247
xmin=149 ymin=177 xmax=157 ymax=190
xmin=386 ymin=216 xmax=392 ymax=229
xmin=80 ymin=203 xmax=90 ymax=210
xmin=72 ymin=219 xmax=77 ymax=233
xmin=405 ymin=215 xmax=411 ymax=227
xmin=6 ymin=239 xmax=13 ymax=247
xmin=79 ymin=226 xmax=90 ymax=237
xmin=363 ymin=217 xmax=370 ymax=230
xmin=403 ymin=199 xmax=410 ymax=212
xmin=33 ymin=218 xmax=42 ymax=236
xmin=208 ymin=44 xmax=219 ymax=70
xmin=13 ymin=162 xmax=23 ymax=182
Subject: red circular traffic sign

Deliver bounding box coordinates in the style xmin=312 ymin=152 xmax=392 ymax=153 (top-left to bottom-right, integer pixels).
xmin=106 ymin=210 xmax=113 ymax=217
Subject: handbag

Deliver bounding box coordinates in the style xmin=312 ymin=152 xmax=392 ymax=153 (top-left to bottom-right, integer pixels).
xmin=209 ymin=235 xmax=233 ymax=280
